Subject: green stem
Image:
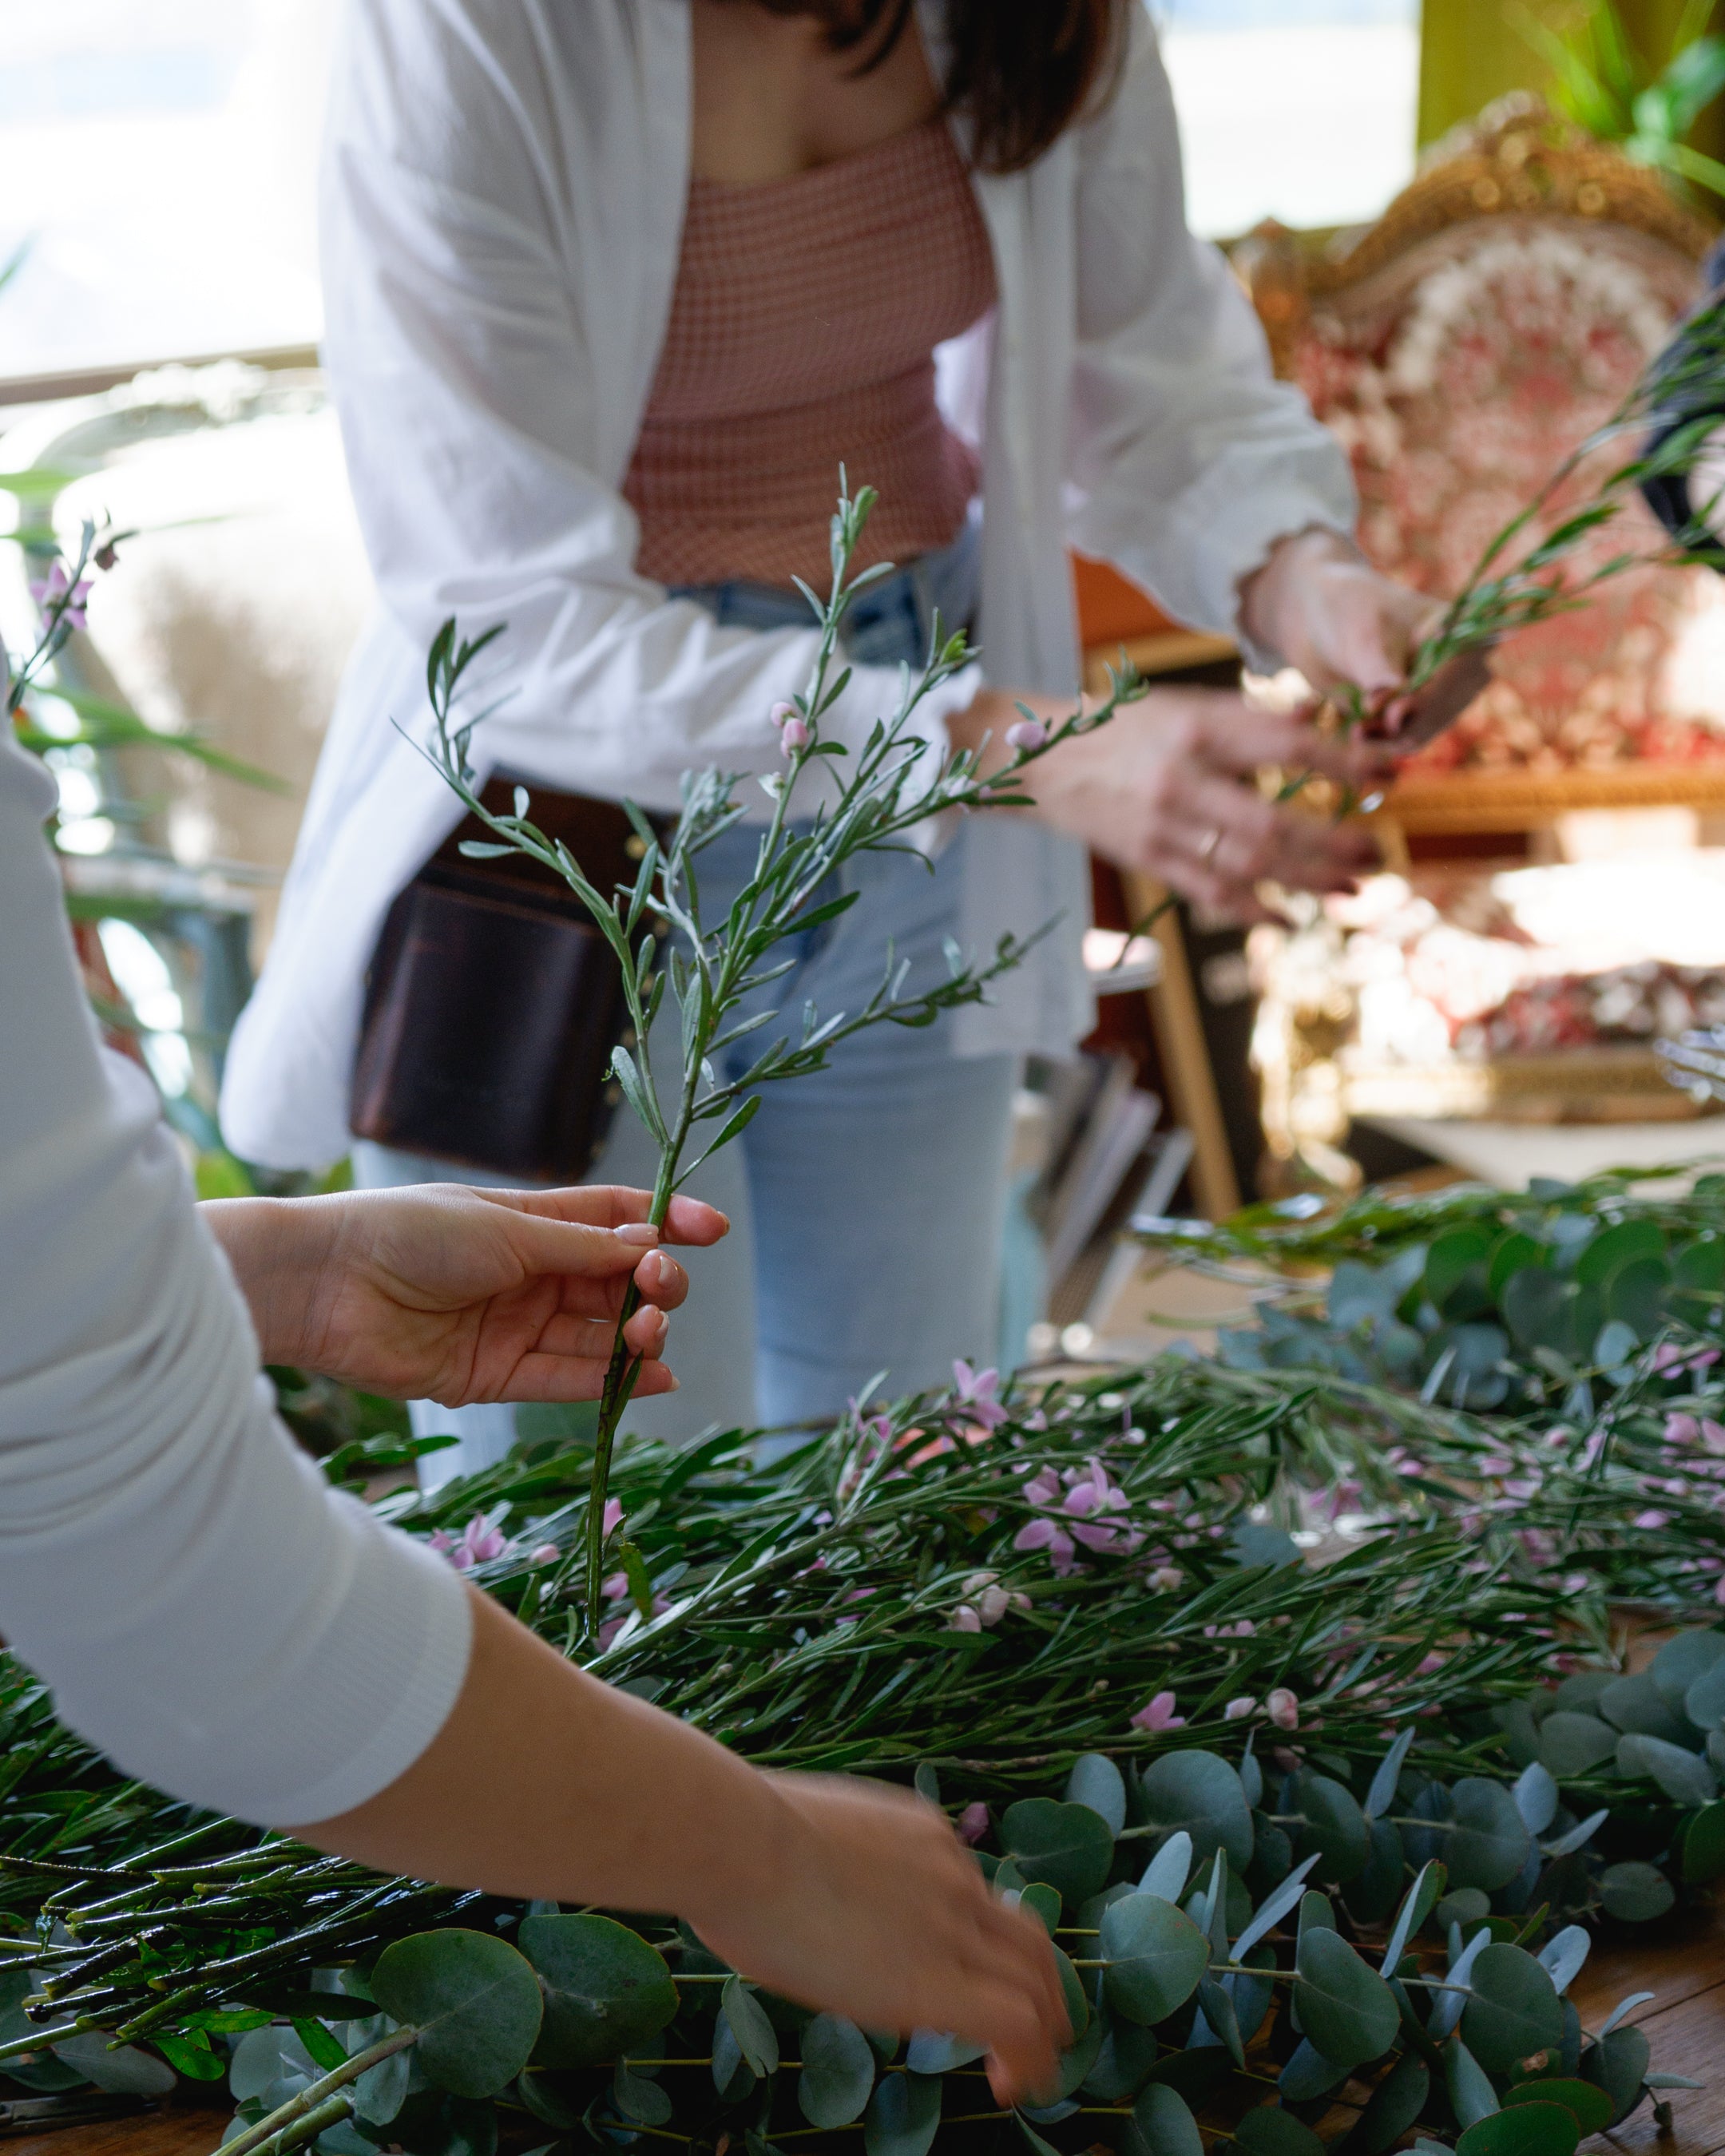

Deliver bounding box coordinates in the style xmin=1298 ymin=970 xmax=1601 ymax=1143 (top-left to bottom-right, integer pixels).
xmin=220 ymin=2029 xmax=417 ymax=2156
xmin=267 ymin=2091 xmax=355 ymax=2155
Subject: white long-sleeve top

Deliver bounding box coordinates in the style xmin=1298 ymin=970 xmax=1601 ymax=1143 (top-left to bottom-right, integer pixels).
xmin=220 ymin=0 xmax=1355 ymax=1171
xmin=0 ymin=735 xmax=471 ymax=1825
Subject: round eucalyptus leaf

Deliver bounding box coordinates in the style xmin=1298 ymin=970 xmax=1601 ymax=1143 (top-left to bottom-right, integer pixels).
xmin=1461 ymin=1946 xmax=1564 ymax=2078
xmin=1447 ymin=1780 xmax=1533 ymax=1892
xmin=1597 ymin=1862 xmax=1675 ymax=1924
xmin=518 ymin=1915 xmax=677 ymax=2071
xmin=712 ymin=2014 xmax=755 ymax=2103
xmin=1505 ymin=2079 xmax=1613 ymax=2136
xmin=1343 ymin=1818 xmax=1406 ymax=1926
xmin=798 ymin=2015 xmax=875 ymax=2128
xmin=1488 ymin=1232 xmax=1544 ymax=1298
xmin=1234 ymin=2103 xmax=1325 ymax=2156
xmin=1100 ymin=1893 xmax=1211 ymax=2026
xmin=1056 ymin=2006 xmax=1106 ymax=2101
xmin=905 ymin=2028 xmax=988 ymax=2075
xmin=1437 ymin=1889 xmax=1492 ymax=1932
xmin=1616 ymin=1733 xmax=1717 ymax=1809
xmin=1592 ymin=1318 xmax=1639 ymax=1374
xmin=1426 ymin=1227 xmax=1495 ymax=1310
xmin=1020 ymin=1882 xmax=1062 ymax=1937
xmin=1457 ymin=2102 xmax=1580 ymax=2156
xmin=1552 ymin=1671 xmax=1612 ymax=1715
xmin=52 ymin=2031 xmax=176 ymax=2099
xmin=230 ymin=2027 xmax=295 ymax=2106
xmin=1082 ymin=2014 xmax=1161 ymax=2104
xmin=1130 ymin=2081 xmax=1204 ymax=2156
xmin=721 ymin=1978 xmax=779 ymax=2079
xmin=864 ymin=2068 xmax=942 ymax=2156
xmin=1065 ymin=1754 xmax=1128 ymax=1834
xmin=1289 ymin=1772 xmax=1370 ymax=1885
xmin=1582 ymin=2026 xmax=1651 ymax=2126
xmin=1002 ymin=1798 xmax=1116 ymax=1903
xmin=1137 ymin=1753 xmax=1254 ymax=1873
xmin=0 ymin=1970 xmax=85 ymax=2092
xmin=1513 ymin=1764 xmax=1560 ymax=1837
xmin=354 ymin=2042 xmax=414 ymax=2128
xmin=614 ymin=2061 xmax=673 ymax=2126
xmin=1686 ymin=1657 xmax=1725 ymax=1732
xmin=1574 ymin=1217 xmax=1664 ymax=1286
xmin=1291 ymin=1926 xmax=1399 ymax=2071
xmin=1599 ymin=1673 xmax=1692 ymax=1744
xmin=1537 ymin=1714 xmax=1618 ymax=1779
xmin=1681 ymin=1799 xmax=1725 ymax=1884
xmin=1445 ymin=2035 xmax=1500 ymax=2130
xmin=1053 ymin=1946 xmax=1090 ymax=2047
xmin=1652 ymin=1629 xmax=1725 ymax=1708
xmin=371 ymin=1930 xmax=544 ymax=2099
xmin=1277 ymin=2040 xmax=1348 ymax=2102
xmin=1348 ymin=2054 xmax=1429 ymax=2155
xmin=1502 ymin=1269 xmax=1568 ymax=1353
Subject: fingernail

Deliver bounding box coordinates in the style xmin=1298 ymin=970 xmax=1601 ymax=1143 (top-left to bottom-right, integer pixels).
xmin=615 ymin=1223 xmax=660 ymax=1246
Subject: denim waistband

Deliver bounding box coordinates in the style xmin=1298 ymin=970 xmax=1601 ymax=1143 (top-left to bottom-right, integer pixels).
xmin=668 ymin=508 xmax=981 ymax=672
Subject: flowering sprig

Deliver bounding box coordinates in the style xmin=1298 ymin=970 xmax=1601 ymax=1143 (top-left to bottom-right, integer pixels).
xmin=417 ymin=476 xmax=1148 ymax=1629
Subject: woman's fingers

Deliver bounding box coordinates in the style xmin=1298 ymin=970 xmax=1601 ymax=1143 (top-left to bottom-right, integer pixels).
xmin=494 ymin=1183 xmax=730 ymax=1246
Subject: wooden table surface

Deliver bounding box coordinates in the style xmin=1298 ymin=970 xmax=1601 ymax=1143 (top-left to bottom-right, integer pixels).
xmin=5 ymin=1910 xmax=1721 ymax=2154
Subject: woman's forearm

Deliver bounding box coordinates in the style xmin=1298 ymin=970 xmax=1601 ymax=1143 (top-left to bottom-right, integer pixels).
xmin=291 ymin=1584 xmax=783 ymax=1913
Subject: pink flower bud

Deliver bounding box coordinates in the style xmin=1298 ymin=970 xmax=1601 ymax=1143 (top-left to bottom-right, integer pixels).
xmin=779 ymin=717 xmax=811 ymax=755
xmin=1149 ymin=1566 xmax=1184 ymax=1592
xmin=1005 ymin=718 xmax=1048 ymax=754
xmin=529 ymin=1544 xmax=562 ymax=1566
xmin=958 ymin=1801 xmax=990 ymax=1845
xmin=950 ymin=1604 xmax=982 ymax=1632
xmin=1223 ymin=1696 xmax=1257 ymax=1721
xmin=1267 ymin=1687 xmax=1300 ymax=1731
xmin=769 ymin=701 xmax=799 ymax=727
xmin=977 ymin=1587 xmax=1011 ymax=1626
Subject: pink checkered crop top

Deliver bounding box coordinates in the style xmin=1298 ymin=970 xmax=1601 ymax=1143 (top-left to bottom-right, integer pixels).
xmin=623 ymin=116 xmax=997 ymax=593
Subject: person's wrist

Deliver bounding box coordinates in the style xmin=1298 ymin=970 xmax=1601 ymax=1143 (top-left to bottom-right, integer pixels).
xmin=1238 ymin=525 xmax=1363 ymax=671
xmin=200 ymin=1195 xmax=335 ymax=1365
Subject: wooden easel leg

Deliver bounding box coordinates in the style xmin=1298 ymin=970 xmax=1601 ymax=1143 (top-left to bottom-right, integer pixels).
xmin=1123 ymin=874 xmax=1243 ymax=1222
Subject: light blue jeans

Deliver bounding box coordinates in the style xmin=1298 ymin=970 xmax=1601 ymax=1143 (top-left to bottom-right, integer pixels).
xmin=355 ymin=519 xmax=1017 ymax=1486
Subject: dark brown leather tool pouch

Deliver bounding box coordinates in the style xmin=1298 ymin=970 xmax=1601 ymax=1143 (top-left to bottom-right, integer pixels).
xmin=351 ymin=776 xmax=652 ymax=1183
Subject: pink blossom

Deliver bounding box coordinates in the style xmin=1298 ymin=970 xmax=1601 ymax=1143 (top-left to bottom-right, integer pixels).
xmin=1633 ymin=1509 xmax=1671 ymax=1531
xmin=1063 ymin=1459 xmax=1129 ymax=1520
xmin=977 ymin=1587 xmax=1011 ymax=1626
xmin=1653 ymin=1343 xmax=1720 ymax=1375
xmin=1149 ymin=1566 xmax=1184 ymax=1592
xmin=1131 ymin=1690 xmax=1186 ymax=1734
xmin=429 ymin=1514 xmax=511 ymax=1570
xmin=602 ymin=1571 xmax=629 ymax=1601
xmin=1665 ymin=1411 xmax=1701 ymax=1447
xmin=1021 ymin=1409 xmax=1049 ymax=1433
xmin=1072 ymin=1518 xmax=1144 ymax=1555
xmin=602 ymin=1497 xmax=625 ymax=1539
xmin=950 ymin=1604 xmax=983 ymax=1633
xmin=958 ymin=1801 xmax=990 ymax=1845
xmin=1022 ymin=1467 xmax=1063 ymax=1508
xmin=1223 ymin=1696 xmax=1257 ymax=1721
xmin=1005 ymin=718 xmax=1049 ymax=754
xmin=1267 ymin=1687 xmax=1300 ymax=1731
xmin=31 ymin=561 xmax=91 ymax=631
xmin=529 ymin=1543 xmax=562 ymax=1566
xmin=1417 ymin=1651 xmax=1446 ymax=1676
xmin=1013 ymin=1516 xmax=1077 ymax=1572
xmin=779 ymin=717 xmax=811 ymax=755
xmin=1705 ymin=1420 xmax=1725 ymax=1456
xmin=1558 ymin=1571 xmax=1592 ymax=1594
xmin=769 ymin=700 xmax=799 ymax=727
xmin=953 ymin=1360 xmax=1008 ymax=1431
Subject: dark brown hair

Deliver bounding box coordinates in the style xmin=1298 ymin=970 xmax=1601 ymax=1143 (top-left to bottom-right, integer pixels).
xmin=748 ymin=0 xmax=1132 ymax=173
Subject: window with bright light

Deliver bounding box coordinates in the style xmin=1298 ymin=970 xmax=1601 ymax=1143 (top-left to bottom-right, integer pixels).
xmin=0 ymin=0 xmax=334 ymax=381
xmin=1156 ymin=0 xmax=1423 ymax=240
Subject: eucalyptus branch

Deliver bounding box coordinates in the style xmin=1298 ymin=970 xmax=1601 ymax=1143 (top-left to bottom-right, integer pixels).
xmin=413 ymin=476 xmax=1148 ymax=1628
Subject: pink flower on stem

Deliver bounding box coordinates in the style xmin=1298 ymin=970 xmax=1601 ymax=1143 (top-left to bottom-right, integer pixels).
xmin=958 ymin=1800 xmax=990 ymax=1845
xmin=779 ymin=716 xmax=811 ymax=755
xmin=1005 ymin=717 xmax=1048 ymax=755
xmin=769 ymin=700 xmax=799 ymax=727
xmin=602 ymin=1498 xmax=625 ymax=1540
xmin=1131 ymin=1690 xmax=1186 ymax=1734
xmin=1223 ymin=1697 xmax=1257 ymax=1722
xmin=1267 ymin=1687 xmax=1300 ymax=1731
xmin=529 ymin=1543 xmax=562 ymax=1566
xmin=1633 ymin=1509 xmax=1671 ymax=1531
xmin=1149 ymin=1566 xmax=1184 ymax=1592
xmin=428 ymin=1513 xmax=511 ymax=1571
xmin=950 ymin=1605 xmax=983 ymax=1633
xmin=953 ymin=1360 xmax=1008 ymax=1431
xmin=31 ymin=560 xmax=91 ymax=632
xmin=1013 ymin=1515 xmax=1077 ymax=1573
xmin=1022 ymin=1466 xmax=1063 ymax=1508
xmin=1416 ymin=1651 xmax=1446 ymax=1676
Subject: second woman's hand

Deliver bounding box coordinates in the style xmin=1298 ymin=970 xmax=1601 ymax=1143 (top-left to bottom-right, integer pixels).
xmin=201 ymin=1183 xmax=729 ymax=1403
xmin=955 ymin=684 xmax=1389 ymax=922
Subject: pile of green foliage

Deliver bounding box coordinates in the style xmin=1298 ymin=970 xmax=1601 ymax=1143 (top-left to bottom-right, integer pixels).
xmin=2 ymin=1341 xmax=1723 ymax=2156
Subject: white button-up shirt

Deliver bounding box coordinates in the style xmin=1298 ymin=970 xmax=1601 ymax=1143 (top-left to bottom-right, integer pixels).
xmin=220 ymin=0 xmax=1354 ymax=1171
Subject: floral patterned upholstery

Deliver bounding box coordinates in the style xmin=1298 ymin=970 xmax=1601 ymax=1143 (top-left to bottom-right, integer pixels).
xmin=1241 ymin=100 xmax=1725 ymax=776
